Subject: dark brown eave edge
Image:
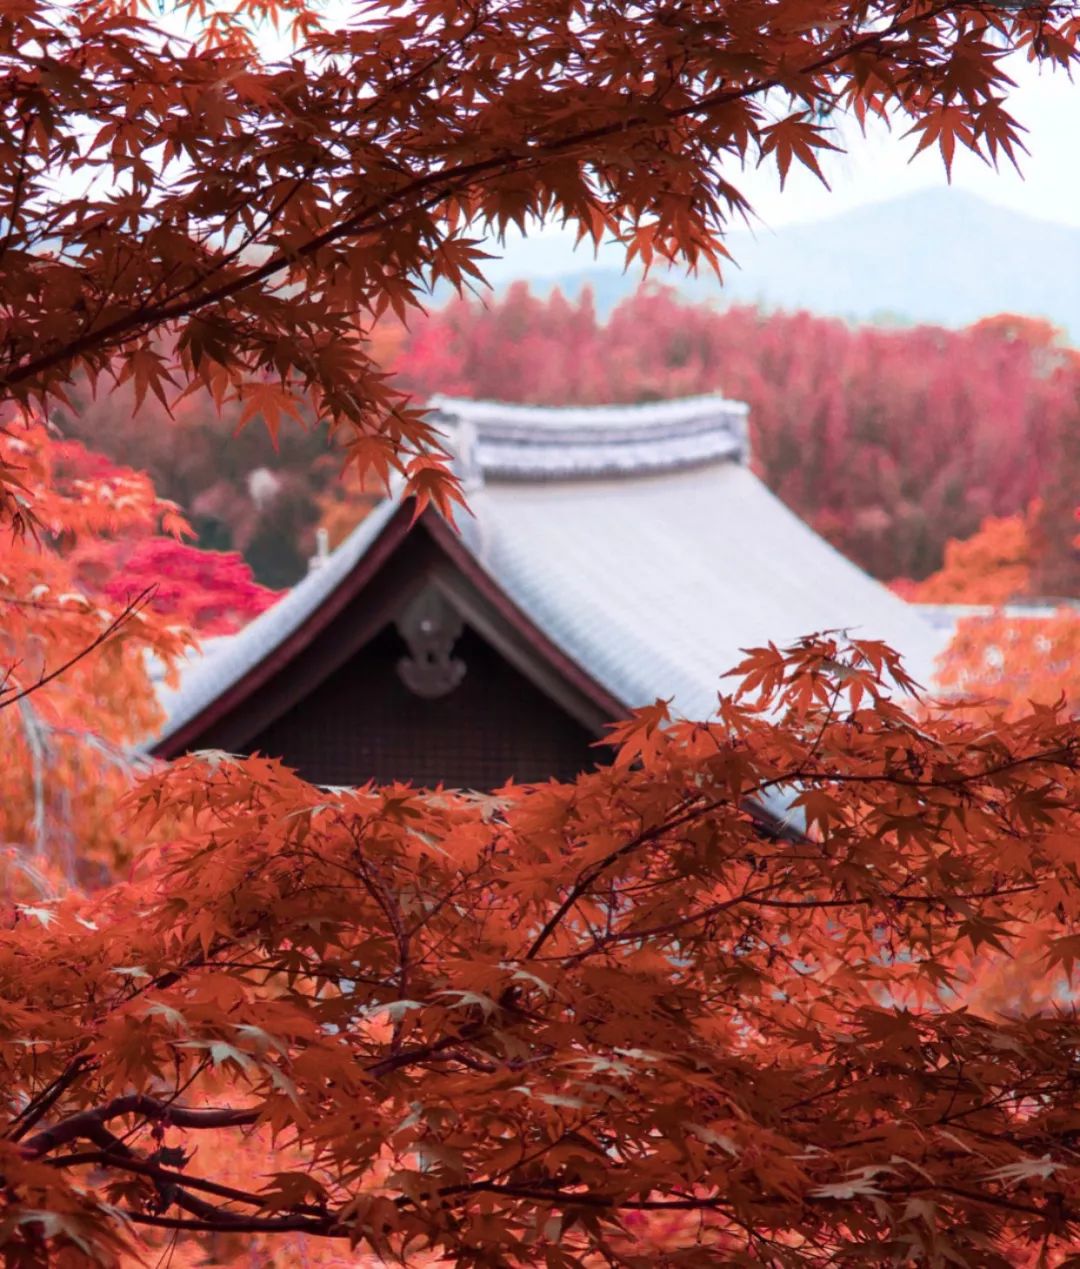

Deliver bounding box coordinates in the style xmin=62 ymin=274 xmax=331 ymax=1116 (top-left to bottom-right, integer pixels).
xmin=151 ymin=499 xmax=627 ymax=761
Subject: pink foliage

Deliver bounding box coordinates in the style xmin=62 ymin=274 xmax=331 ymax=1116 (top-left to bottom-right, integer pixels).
xmin=44 ymin=437 xmax=280 ymax=636
xmin=102 ymin=538 xmax=279 ymax=635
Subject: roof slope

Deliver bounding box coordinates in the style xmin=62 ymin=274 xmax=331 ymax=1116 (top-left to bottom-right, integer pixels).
xmin=461 ymin=460 xmax=943 ymax=720
xmin=150 ymin=394 xmax=944 ymax=751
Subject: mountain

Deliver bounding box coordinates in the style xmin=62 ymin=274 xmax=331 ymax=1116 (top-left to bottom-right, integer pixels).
xmin=477 ymin=190 xmax=1080 ymax=335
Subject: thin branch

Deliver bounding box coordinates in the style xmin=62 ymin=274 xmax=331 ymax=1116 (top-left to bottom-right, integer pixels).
xmin=7 ymin=1051 xmax=94 ymax=1142
xmin=524 ymin=793 xmax=704 ymax=960
xmin=23 ymin=1094 xmax=259 ymax=1158
xmin=0 ymin=588 xmax=155 ymax=713
xmin=48 ymin=1150 xmax=326 ymax=1217
xmin=117 ymin=1208 xmax=332 ymax=1235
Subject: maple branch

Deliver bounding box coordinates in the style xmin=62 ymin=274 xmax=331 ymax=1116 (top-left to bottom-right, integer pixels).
xmin=811 ymin=744 xmax=1080 ymax=788
xmin=523 ymin=793 xmax=706 ymax=960
xmin=565 ymin=881 xmax=783 ymax=958
xmin=0 ymin=588 xmax=154 ymax=714
xmin=436 ymin=1175 xmax=1080 ymax=1223
xmin=0 ymin=1 xmax=963 ymax=401
xmin=39 ymin=1121 xmax=309 ymax=1244
xmin=741 ymin=883 xmax=1041 ymax=910
xmin=116 ymin=1207 xmax=334 ymax=1235
xmin=48 ymin=1151 xmax=328 ymax=1219
xmin=423 ymin=1180 xmax=739 ymax=1213
xmin=345 ymin=823 xmax=412 ymax=1005
xmin=151 ymin=8 xmax=490 ymax=312
xmin=558 ymin=878 xmax=1043 ymax=965
xmin=50 ymin=1162 xmax=1080 ymax=1243
xmin=7 ymin=1052 xmax=94 ymax=1142
xmin=0 ymin=118 xmax=32 ymax=270
xmin=523 ymin=722 xmax=1077 ymax=964
xmin=879 ymin=1181 xmax=1066 ymax=1223
xmin=23 ymin=1095 xmax=259 ymax=1159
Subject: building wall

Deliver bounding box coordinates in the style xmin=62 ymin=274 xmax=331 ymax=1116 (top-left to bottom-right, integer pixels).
xmin=242 ymin=623 xmax=602 ymax=789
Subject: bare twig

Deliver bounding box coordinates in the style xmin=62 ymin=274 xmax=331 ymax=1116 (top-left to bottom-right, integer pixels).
xmin=0 ymin=587 xmax=155 ymax=713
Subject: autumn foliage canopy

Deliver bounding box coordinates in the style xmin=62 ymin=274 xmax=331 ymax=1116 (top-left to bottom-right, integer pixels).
xmin=3 ymin=0 xmax=1080 ymax=1265
xmin=50 ymin=279 xmax=1080 ymax=592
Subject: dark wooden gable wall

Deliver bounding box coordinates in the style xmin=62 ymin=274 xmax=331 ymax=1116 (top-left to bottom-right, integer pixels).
xmin=243 ymin=622 xmax=600 ymax=789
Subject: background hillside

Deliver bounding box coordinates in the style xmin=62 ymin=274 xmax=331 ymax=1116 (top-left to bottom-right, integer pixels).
xmin=478 ymin=189 xmax=1080 ymax=334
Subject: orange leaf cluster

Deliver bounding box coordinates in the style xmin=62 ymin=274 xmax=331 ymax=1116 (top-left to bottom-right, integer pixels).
xmin=901 ymin=506 xmax=1035 ymax=605
xmin=937 ymin=608 xmax=1080 ymax=722
xmin=2 ymin=638 xmax=1080 ymax=1264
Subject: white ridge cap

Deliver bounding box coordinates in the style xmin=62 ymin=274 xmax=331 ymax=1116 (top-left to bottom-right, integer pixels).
xmin=429 ymin=392 xmax=750 ymax=480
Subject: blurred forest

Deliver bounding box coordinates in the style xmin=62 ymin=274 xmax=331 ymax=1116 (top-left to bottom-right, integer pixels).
xmin=53 ymin=382 xmax=342 ymax=590
xmin=55 ymin=286 xmax=1080 ymax=598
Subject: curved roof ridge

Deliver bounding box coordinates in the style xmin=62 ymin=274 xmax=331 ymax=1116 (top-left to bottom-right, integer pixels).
xmin=428 ymin=392 xmax=750 ymax=481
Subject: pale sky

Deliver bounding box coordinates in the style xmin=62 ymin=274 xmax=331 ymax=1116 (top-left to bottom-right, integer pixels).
xmin=740 ymin=53 xmax=1080 ymax=231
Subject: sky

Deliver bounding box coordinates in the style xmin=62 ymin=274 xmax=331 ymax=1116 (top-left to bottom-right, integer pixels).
xmin=741 ymin=53 xmax=1080 ymax=231
xmin=486 ymin=50 xmax=1080 ymax=279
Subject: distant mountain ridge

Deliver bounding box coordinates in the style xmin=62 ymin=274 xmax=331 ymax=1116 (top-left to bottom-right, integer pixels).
xmin=478 ymin=190 xmax=1080 ymax=335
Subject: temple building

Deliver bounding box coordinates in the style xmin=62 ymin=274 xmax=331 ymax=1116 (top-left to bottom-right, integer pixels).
xmin=149 ymin=394 xmax=943 ymax=790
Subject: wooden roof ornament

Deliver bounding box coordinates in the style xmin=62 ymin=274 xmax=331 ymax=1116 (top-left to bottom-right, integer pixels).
xmin=148 ymin=394 xmax=944 ymax=792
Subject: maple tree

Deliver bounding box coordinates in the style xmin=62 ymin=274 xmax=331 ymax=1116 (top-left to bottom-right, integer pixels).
xmin=1 ymin=0 xmax=1080 ymax=1264
xmin=93 ymin=537 xmax=278 ymax=637
xmin=0 ymin=419 xmax=194 ymax=895
xmin=895 ymin=504 xmax=1037 ymax=604
xmin=11 ymin=639 xmax=1080 ymax=1266
xmin=1031 ymin=385 xmax=1080 ymax=599
xmin=894 ymin=494 xmax=1080 ymax=720
xmin=934 ymin=605 xmax=1080 ymax=719
xmin=915 ymin=511 xmax=1080 ymax=723
xmin=41 ymin=436 xmax=280 ymax=637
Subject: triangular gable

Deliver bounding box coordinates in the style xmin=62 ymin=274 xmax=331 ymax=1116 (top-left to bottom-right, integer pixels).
xmin=151 ymin=501 xmax=625 ymax=762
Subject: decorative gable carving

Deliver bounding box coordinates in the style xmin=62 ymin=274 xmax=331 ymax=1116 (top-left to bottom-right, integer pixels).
xmin=395 ymin=585 xmax=467 ymax=699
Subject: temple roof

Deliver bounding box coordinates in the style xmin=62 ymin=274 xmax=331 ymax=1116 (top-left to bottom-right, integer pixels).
xmin=150 ymin=394 xmax=944 ymax=757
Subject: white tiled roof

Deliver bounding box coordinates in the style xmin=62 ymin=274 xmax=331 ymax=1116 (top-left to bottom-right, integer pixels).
xmin=458 ymin=463 xmax=943 ymax=720
xmin=149 ymin=395 xmax=944 ymax=750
